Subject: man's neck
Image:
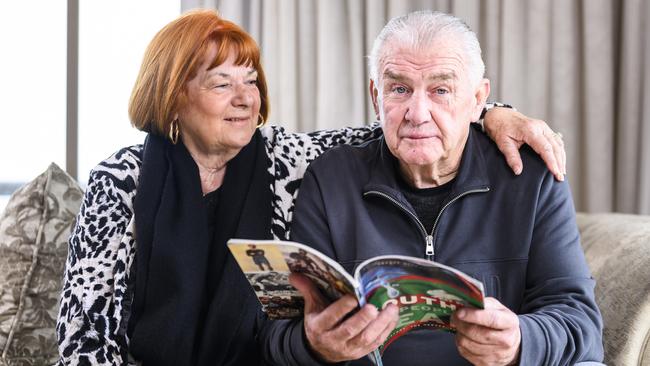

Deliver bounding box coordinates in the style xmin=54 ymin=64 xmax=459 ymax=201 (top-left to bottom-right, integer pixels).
xmin=398 ymin=149 xmax=463 ymax=189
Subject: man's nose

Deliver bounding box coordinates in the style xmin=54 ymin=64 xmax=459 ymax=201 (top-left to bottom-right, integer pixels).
xmin=405 ymin=91 xmax=432 ymax=125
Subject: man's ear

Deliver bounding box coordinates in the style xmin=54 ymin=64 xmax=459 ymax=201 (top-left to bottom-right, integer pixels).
xmin=369 ymin=79 xmax=380 ymax=121
xmin=471 ymin=78 xmax=490 ymax=122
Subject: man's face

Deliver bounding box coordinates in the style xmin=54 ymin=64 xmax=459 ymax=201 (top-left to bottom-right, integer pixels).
xmin=371 ymin=39 xmax=489 ymax=167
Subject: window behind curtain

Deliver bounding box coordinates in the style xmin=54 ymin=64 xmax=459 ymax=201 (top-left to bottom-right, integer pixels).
xmin=0 ymin=1 xmax=180 ymax=214
xmin=0 ymin=1 xmax=67 ymax=213
xmin=78 ymin=0 xmax=180 ymax=184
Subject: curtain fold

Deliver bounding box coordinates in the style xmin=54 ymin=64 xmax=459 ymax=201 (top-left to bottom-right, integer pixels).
xmin=184 ymin=0 xmax=650 ymax=214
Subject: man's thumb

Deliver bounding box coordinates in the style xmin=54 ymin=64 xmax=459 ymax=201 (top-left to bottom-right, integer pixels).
xmin=289 ymin=273 xmax=327 ymax=314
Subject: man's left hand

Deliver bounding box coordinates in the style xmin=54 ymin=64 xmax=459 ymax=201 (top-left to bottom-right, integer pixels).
xmin=451 ymin=297 xmax=521 ymax=366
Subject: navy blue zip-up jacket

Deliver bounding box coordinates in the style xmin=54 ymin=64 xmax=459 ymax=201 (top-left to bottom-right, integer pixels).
xmin=262 ymin=125 xmax=603 ymax=365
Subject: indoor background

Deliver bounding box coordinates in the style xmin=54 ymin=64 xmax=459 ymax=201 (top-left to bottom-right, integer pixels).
xmin=1 ymin=0 xmax=648 ymax=214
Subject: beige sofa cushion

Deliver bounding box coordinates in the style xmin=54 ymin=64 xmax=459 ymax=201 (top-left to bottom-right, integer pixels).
xmin=0 ymin=164 xmax=82 ymax=366
xmin=577 ymin=213 xmax=650 ymax=366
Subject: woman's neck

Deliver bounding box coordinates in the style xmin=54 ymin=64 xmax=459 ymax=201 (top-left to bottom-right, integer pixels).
xmin=186 ymin=143 xmax=240 ymax=195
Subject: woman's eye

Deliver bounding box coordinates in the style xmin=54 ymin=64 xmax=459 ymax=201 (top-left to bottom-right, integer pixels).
xmin=246 ymin=79 xmax=258 ymax=85
xmin=214 ymin=83 xmax=229 ymax=89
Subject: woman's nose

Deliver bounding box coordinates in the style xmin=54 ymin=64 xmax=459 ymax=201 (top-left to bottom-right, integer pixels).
xmin=232 ymin=83 xmax=253 ymax=108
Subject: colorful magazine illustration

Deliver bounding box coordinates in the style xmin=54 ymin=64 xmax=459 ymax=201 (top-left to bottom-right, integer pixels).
xmin=227 ymin=238 xmax=485 ymax=355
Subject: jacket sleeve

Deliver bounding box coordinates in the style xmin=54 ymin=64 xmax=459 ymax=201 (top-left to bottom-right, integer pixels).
xmin=260 ymin=168 xmax=338 ymax=366
xmin=517 ymin=173 xmax=604 ymax=364
xmin=56 ymin=171 xmax=136 ymax=365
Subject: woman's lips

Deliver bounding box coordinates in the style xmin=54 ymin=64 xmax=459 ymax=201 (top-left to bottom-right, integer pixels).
xmin=224 ymin=117 xmax=250 ymax=122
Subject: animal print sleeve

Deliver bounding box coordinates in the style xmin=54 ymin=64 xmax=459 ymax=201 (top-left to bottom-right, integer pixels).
xmin=56 ymin=170 xmax=137 ymax=365
xmin=298 ymin=123 xmax=383 ymax=164
xmin=264 ymin=123 xmax=382 ymax=171
xmin=261 ymin=125 xmax=383 ymax=240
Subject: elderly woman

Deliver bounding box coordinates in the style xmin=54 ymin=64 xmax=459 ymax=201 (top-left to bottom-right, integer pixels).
xmin=56 ymin=9 xmax=565 ymax=366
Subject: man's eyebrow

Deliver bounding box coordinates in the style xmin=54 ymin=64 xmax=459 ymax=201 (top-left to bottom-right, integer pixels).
xmin=426 ymin=72 xmax=456 ymax=81
xmin=383 ymin=70 xmax=456 ymax=82
xmin=383 ymin=70 xmax=409 ymax=82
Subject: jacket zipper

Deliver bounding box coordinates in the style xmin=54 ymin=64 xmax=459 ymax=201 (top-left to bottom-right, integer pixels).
xmin=426 ymin=188 xmax=490 ymax=259
xmin=365 ymin=187 xmax=489 ymax=261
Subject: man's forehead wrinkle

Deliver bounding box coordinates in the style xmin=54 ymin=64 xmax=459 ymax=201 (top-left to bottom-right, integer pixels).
xmin=381 ymin=52 xmax=464 ymax=70
xmin=382 ymin=58 xmax=461 ymax=82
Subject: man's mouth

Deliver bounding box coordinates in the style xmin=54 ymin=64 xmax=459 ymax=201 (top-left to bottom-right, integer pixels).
xmin=402 ymin=134 xmax=436 ymax=139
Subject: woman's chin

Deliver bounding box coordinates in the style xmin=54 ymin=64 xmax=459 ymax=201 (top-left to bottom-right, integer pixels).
xmin=228 ymin=132 xmax=256 ymax=149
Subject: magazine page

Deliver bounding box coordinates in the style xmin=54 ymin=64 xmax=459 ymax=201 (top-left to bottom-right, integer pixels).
xmin=354 ymin=255 xmax=485 ymax=353
xmin=228 ymin=239 xmax=359 ymax=319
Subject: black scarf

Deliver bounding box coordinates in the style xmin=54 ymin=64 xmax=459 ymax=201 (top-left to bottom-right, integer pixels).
xmin=129 ymin=130 xmax=272 ymax=365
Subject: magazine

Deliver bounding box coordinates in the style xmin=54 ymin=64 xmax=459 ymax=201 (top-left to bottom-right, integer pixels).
xmin=227 ymin=238 xmax=484 ymax=354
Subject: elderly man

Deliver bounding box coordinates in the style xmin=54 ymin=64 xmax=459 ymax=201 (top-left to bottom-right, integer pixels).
xmin=262 ymin=10 xmax=603 ymax=366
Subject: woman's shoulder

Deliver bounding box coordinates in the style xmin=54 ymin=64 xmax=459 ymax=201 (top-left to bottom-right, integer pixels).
xmin=86 ymin=144 xmax=143 ymax=199
xmin=94 ymin=144 xmax=143 ymax=174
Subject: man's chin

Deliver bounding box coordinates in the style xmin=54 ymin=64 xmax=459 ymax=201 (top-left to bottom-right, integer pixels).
xmin=398 ymin=153 xmax=443 ymax=166
xmin=395 ymin=144 xmax=444 ymax=164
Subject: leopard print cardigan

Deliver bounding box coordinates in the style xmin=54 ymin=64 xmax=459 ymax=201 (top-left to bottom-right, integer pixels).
xmin=56 ymin=124 xmax=382 ymax=365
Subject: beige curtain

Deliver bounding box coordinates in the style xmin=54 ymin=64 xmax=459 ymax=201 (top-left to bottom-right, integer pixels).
xmin=182 ymin=0 xmax=650 ymax=214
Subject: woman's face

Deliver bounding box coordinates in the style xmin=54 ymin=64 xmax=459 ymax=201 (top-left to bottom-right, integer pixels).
xmin=177 ymin=44 xmax=261 ymax=156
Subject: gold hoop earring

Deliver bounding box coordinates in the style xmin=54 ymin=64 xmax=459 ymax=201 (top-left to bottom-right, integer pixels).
xmin=256 ymin=114 xmax=265 ymax=128
xmin=169 ymin=118 xmax=180 ymax=144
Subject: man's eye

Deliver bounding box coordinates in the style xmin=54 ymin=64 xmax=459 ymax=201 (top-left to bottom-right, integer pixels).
xmin=434 ymin=88 xmax=449 ymax=95
xmin=392 ymin=86 xmax=408 ymax=94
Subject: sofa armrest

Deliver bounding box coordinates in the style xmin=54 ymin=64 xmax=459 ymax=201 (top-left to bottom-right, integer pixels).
xmin=576 ymin=213 xmax=650 ymax=366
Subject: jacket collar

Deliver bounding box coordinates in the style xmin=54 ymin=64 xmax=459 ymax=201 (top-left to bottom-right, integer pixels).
xmin=363 ymin=126 xmax=491 ymax=199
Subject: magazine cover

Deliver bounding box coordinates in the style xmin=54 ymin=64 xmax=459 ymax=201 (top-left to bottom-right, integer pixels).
xmin=228 ymin=239 xmax=357 ymax=319
xmin=355 ymin=256 xmax=484 ymax=353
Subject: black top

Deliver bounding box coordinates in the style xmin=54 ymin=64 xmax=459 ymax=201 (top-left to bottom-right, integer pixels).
xmin=204 ymin=188 xmax=221 ymax=240
xmin=396 ymin=172 xmax=454 ymax=234
xmin=203 ymin=187 xmax=222 ymax=297
xmin=130 ymin=129 xmax=273 ymax=366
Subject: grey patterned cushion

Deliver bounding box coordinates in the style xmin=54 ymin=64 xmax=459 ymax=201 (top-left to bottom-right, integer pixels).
xmin=0 ymin=163 xmax=82 ymax=366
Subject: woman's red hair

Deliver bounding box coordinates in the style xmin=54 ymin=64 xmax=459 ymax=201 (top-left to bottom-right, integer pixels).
xmin=129 ymin=9 xmax=269 ymax=136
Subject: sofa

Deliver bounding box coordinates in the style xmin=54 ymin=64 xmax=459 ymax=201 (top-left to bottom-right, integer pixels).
xmin=0 ymin=164 xmax=648 ymax=365
xmin=576 ymin=213 xmax=650 ymax=365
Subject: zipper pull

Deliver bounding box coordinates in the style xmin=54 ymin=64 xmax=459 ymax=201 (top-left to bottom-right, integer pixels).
xmin=425 ymin=235 xmax=434 ymax=256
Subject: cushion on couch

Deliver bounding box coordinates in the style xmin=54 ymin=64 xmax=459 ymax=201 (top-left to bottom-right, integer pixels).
xmin=577 ymin=212 xmax=650 ymax=366
xmin=0 ymin=163 xmax=82 ymax=366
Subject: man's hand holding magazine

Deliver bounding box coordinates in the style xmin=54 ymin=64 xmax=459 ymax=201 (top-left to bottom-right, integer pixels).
xmin=290 ymin=273 xmax=399 ymax=363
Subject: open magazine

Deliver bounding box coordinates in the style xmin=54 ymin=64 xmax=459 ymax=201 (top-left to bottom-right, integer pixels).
xmin=228 ymin=238 xmax=485 ymax=357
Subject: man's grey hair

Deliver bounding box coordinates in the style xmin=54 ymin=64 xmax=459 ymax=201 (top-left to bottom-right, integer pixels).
xmin=368 ymin=11 xmax=485 ymax=88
